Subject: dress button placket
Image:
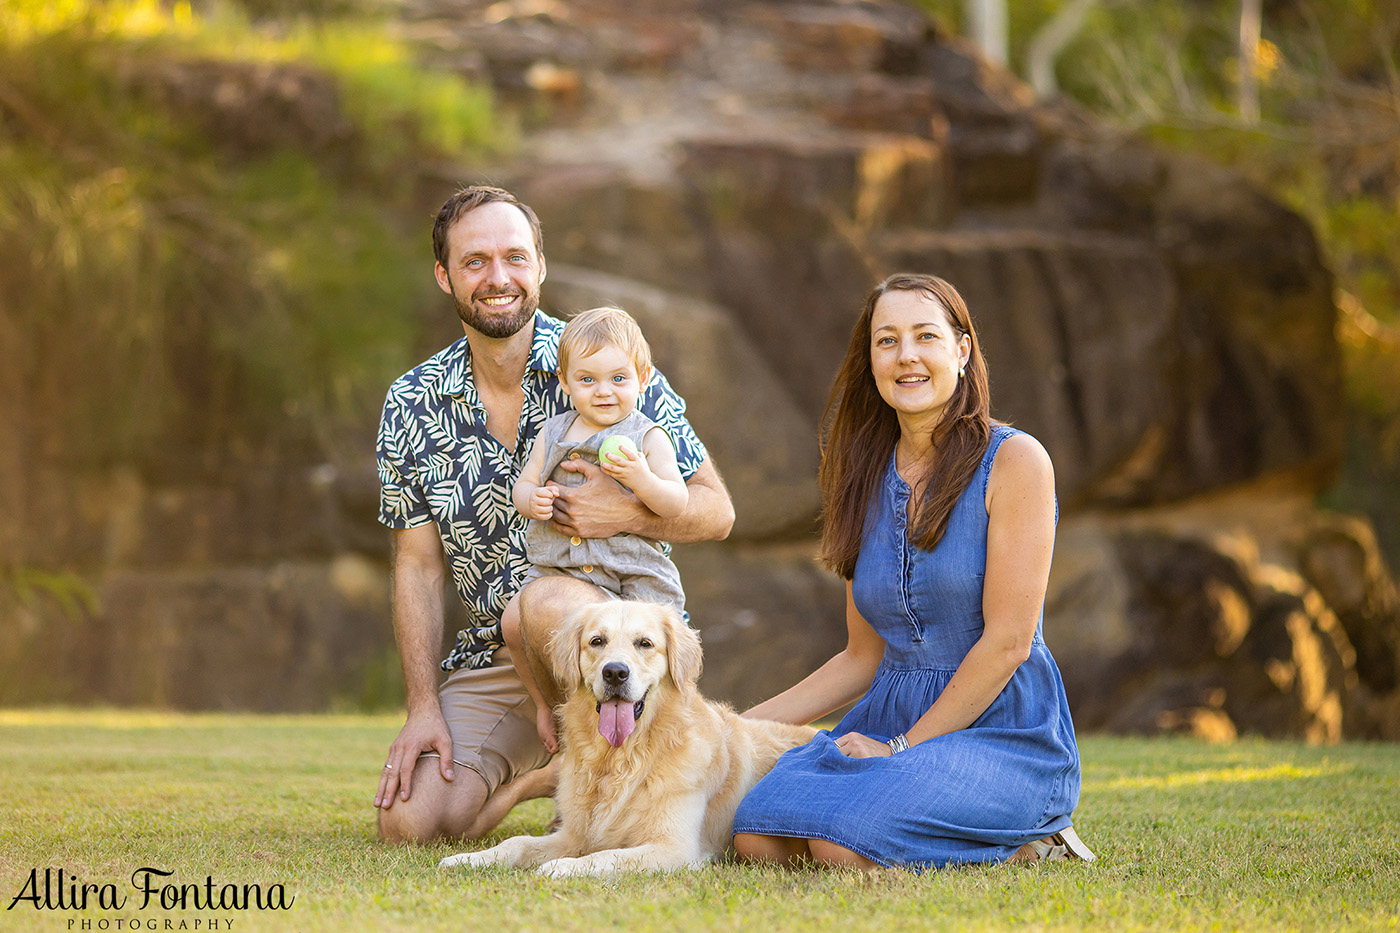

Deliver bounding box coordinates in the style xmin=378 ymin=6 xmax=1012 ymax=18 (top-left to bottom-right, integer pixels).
xmin=895 ymin=483 xmax=923 ymax=643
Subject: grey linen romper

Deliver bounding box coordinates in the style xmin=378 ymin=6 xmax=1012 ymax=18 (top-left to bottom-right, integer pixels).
xmin=521 ymin=409 xmax=685 ymax=611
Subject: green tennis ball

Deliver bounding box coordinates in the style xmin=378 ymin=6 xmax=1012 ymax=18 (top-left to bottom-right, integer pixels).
xmin=599 ymin=436 xmax=638 ymax=463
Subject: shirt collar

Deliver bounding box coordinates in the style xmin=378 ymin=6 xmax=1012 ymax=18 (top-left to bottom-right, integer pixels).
xmin=433 ymin=311 xmax=562 ymax=399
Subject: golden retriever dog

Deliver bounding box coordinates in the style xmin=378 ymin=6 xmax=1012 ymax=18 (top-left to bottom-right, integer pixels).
xmin=439 ymin=601 xmax=817 ymax=877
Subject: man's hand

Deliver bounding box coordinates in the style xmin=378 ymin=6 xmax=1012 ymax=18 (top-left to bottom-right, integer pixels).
xmin=374 ymin=707 xmax=454 ymax=809
xmin=550 ymin=458 xmax=645 ymax=538
xmin=832 ymin=731 xmax=892 ymax=759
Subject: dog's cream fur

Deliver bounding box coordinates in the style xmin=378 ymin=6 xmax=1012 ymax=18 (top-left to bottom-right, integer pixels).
xmin=439 ymin=601 xmax=817 ymax=877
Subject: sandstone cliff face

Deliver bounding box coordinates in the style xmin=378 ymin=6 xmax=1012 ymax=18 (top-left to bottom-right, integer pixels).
xmin=6 ymin=0 xmax=1397 ymax=740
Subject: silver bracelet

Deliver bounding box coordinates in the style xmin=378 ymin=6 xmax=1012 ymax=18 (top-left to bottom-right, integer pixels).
xmin=886 ymin=733 xmax=909 ymax=754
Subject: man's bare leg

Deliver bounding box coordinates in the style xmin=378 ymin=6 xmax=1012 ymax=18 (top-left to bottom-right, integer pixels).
xmin=516 ymin=575 xmax=610 ymax=706
xmin=465 ymin=758 xmax=558 ymax=838
xmin=379 ymin=757 xmax=559 ymax=843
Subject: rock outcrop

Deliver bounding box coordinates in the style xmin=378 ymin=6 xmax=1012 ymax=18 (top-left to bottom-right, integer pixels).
xmin=6 ymin=0 xmax=1397 ymax=740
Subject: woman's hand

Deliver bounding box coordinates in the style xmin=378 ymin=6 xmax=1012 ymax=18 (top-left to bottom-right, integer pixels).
xmin=832 ymin=731 xmax=892 ymax=759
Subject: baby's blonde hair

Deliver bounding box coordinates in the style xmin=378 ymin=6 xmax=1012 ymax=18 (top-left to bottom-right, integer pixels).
xmin=557 ymin=307 xmax=653 ymax=383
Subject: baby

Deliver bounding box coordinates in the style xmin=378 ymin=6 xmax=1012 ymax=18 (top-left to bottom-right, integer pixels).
xmin=501 ymin=306 xmax=689 ymax=752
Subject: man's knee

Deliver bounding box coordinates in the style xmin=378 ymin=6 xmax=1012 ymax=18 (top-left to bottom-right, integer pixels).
xmin=376 ymin=761 xmax=489 ymax=844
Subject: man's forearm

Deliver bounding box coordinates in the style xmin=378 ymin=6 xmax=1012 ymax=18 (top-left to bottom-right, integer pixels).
xmin=391 ymin=529 xmax=448 ymax=713
xmin=634 ymin=459 xmax=734 ymax=543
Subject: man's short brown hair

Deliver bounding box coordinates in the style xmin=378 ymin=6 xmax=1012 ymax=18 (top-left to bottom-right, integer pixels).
xmin=432 ymin=186 xmax=544 ymax=268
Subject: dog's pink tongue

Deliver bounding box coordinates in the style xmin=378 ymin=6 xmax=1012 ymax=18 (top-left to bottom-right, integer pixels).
xmin=597 ymin=699 xmax=636 ymax=748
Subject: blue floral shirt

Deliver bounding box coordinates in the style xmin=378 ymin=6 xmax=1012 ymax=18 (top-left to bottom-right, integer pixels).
xmin=376 ymin=312 xmax=707 ymax=671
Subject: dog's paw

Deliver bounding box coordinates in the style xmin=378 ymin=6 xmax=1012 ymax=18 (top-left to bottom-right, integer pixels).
xmin=439 ymin=851 xmax=493 ymax=870
xmin=538 ymin=855 xmax=604 ymax=879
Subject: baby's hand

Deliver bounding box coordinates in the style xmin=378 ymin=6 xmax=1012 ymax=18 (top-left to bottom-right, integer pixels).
xmin=536 ymin=705 xmax=559 ymax=755
xmin=526 ymin=485 xmax=560 ymax=521
xmin=599 ymin=441 xmax=650 ymax=484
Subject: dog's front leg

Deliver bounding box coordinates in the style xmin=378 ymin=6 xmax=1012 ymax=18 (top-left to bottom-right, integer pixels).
xmin=539 ymin=842 xmax=708 ymax=878
xmin=440 ymin=832 xmax=575 ymax=871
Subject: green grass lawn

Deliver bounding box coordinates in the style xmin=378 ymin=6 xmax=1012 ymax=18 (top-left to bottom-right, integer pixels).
xmin=2 ymin=710 xmax=1397 ymax=932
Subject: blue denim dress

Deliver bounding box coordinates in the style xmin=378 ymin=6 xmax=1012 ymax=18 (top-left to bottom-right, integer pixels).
xmin=733 ymin=425 xmax=1081 ymax=869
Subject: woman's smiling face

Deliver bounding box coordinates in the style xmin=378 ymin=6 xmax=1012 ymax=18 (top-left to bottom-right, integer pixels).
xmin=869 ymin=288 xmax=971 ymax=425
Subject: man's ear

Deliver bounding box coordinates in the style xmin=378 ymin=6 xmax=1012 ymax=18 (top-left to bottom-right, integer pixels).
xmin=435 ymin=261 xmax=452 ymax=296
xmin=537 ymin=254 xmax=546 ymax=286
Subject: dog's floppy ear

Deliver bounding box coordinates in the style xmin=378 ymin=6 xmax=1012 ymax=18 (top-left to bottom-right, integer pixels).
xmin=662 ymin=606 xmax=703 ymax=692
xmin=547 ymin=604 xmax=593 ymax=687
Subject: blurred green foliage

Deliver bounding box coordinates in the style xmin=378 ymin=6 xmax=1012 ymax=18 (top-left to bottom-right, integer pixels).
xmin=0 ymin=565 xmax=97 ymax=704
xmin=0 ymin=0 xmax=505 ymax=469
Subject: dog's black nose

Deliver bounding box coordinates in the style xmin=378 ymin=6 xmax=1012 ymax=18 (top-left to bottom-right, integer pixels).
xmin=602 ymin=662 xmax=629 ymax=685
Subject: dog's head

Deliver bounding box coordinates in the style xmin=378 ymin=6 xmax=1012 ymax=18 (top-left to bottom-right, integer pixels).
xmin=547 ymin=601 xmax=702 ymax=748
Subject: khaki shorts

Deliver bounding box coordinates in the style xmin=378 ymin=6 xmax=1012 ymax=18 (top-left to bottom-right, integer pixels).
xmin=420 ymin=657 xmax=552 ymax=795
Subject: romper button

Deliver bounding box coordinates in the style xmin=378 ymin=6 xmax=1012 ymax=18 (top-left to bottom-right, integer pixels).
xmin=583 ymin=565 xmax=594 ymax=573
xmin=570 ymin=536 xmax=582 ymax=546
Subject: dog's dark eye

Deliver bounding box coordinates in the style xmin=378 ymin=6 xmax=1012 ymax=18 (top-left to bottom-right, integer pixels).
xmin=637 ymin=638 xmax=654 ymax=649
xmin=589 ymin=635 xmax=606 ymax=647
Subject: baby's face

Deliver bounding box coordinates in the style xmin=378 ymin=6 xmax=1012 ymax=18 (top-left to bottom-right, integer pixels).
xmin=561 ymin=344 xmax=643 ymax=430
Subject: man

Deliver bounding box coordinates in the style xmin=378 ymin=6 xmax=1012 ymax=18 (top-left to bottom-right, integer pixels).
xmin=373 ymin=186 xmax=734 ymax=843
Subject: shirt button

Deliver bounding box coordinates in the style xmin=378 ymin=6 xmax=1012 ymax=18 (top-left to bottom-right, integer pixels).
xmin=570 ymin=536 xmax=582 ymax=546
xmin=583 ymin=565 xmax=594 ymax=573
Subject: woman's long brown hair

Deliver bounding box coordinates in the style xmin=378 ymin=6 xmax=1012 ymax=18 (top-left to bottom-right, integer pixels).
xmin=818 ymin=274 xmax=992 ymax=579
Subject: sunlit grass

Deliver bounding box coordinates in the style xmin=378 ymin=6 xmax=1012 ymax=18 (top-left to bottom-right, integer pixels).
xmin=2 ymin=712 xmax=1398 ymax=932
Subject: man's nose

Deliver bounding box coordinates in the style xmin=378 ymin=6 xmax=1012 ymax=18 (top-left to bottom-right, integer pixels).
xmin=484 ymin=258 xmax=510 ymax=287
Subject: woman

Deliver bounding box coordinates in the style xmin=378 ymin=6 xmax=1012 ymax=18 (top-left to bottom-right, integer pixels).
xmin=732 ymin=273 xmax=1093 ymax=871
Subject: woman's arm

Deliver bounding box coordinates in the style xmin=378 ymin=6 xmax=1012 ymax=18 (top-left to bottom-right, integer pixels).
xmin=741 ymin=582 xmax=886 ymax=726
xmin=837 ymin=433 xmax=1056 ymax=757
